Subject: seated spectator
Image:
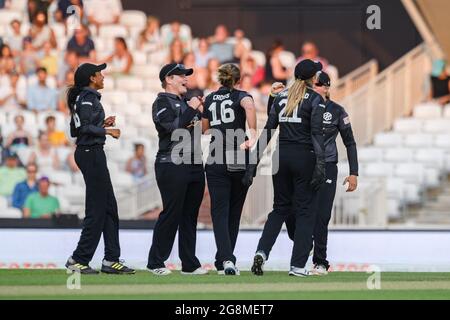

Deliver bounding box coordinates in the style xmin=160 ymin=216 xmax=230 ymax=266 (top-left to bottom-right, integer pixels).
xmin=66 ymin=24 xmax=96 ymax=62
xmin=12 ymin=163 xmax=39 ymax=210
xmin=26 ymin=67 xmax=58 ymax=112
xmin=38 ymin=41 xmax=58 ymax=76
xmin=6 ymin=20 xmax=25 ymax=58
xmin=105 ymin=37 xmax=133 ymax=76
xmin=233 ymin=29 xmax=250 ymax=62
xmin=183 ymin=53 xmax=203 ymax=100
xmin=28 ymin=131 xmax=60 ymax=174
xmin=23 ymin=176 xmax=60 ymax=218
xmin=29 ymin=11 xmax=57 ymax=51
xmin=240 ymin=53 xmax=264 ymax=87
xmin=239 ymin=73 xmax=263 ymax=111
xmin=0 ymin=44 xmax=16 ymax=75
xmin=297 ymin=41 xmax=329 ymax=70
xmin=204 ymin=58 xmax=220 ymax=92
xmin=4 ymin=115 xmax=33 ymax=152
xmin=194 ymin=38 xmax=214 ymax=69
xmin=137 ymin=16 xmax=161 ymax=53
xmin=55 ymin=0 xmax=84 ymax=23
xmin=57 ymin=50 xmax=78 ymax=87
xmin=45 ymin=115 xmax=68 ymax=147
xmin=163 ymin=21 xmax=190 ymax=50
xmin=429 ymin=59 xmax=450 ymax=106
xmin=20 ymin=36 xmax=39 ymax=76
xmin=66 ymin=147 xmax=79 ymax=173
xmin=85 ymin=0 xmax=122 ymax=28
xmin=1 ymin=0 xmax=11 ymax=9
xmin=126 ymin=143 xmax=147 ymax=180
xmin=0 ymin=151 xmax=26 ymax=199
xmin=265 ymin=39 xmax=290 ymax=85
xmin=0 ymin=71 xmax=27 ymax=111
xmin=57 ymin=70 xmax=74 ymax=114
xmin=166 ymin=38 xmax=185 ymax=64
xmin=209 ymin=24 xmax=234 ymax=63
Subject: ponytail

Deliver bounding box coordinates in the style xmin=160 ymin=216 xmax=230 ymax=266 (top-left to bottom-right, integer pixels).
xmin=284 ymin=77 xmax=314 ymax=116
xmin=67 ymin=85 xmax=83 ymax=115
xmin=217 ymin=63 xmax=241 ymax=89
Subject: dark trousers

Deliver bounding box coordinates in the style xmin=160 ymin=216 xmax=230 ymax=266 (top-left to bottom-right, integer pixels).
xmin=256 ymin=146 xmax=316 ymax=268
xmin=72 ymin=145 xmax=120 ymax=265
xmin=206 ymin=164 xmax=248 ymax=270
xmin=312 ymin=163 xmax=337 ymax=268
xmin=147 ymin=162 xmax=205 ymax=272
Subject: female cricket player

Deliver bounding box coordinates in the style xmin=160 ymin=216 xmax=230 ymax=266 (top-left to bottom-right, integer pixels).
xmin=202 ymin=63 xmax=257 ymax=275
xmin=65 ymin=63 xmax=135 ymax=275
xmin=243 ymin=59 xmax=326 ymax=277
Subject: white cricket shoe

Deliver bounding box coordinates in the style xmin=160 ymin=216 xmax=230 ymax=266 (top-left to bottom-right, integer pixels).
xmin=181 ymin=267 xmax=209 ymax=275
xmin=223 ymin=261 xmax=238 ymax=275
xmin=288 ymin=266 xmax=310 ymax=277
xmin=310 ymin=264 xmax=329 ymax=276
xmin=148 ymin=267 xmax=172 ymax=276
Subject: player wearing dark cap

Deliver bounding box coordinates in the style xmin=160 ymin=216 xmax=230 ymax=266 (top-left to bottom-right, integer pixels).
xmin=65 ymin=63 xmax=135 ymax=275
xmin=243 ymin=59 xmax=326 ymax=277
xmin=147 ymin=63 xmax=208 ymax=276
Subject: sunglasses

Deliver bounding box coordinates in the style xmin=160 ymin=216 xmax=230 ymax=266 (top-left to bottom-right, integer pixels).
xmin=163 ymin=64 xmax=185 ymax=79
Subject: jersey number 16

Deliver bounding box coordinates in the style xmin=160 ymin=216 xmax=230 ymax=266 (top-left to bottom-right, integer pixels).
xmin=209 ymin=100 xmax=235 ymax=126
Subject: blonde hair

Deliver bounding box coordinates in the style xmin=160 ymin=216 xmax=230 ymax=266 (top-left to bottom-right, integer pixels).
xmin=217 ymin=63 xmax=241 ymax=89
xmin=285 ymin=77 xmax=314 ymax=116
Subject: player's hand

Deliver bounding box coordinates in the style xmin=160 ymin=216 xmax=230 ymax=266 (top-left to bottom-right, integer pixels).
xmin=242 ymin=164 xmax=257 ymax=187
xmin=343 ymin=175 xmax=358 ymax=192
xmin=103 ymin=116 xmax=116 ymax=127
xmin=270 ymin=82 xmax=285 ymax=96
xmin=107 ymin=128 xmax=121 ymax=139
xmin=240 ymin=137 xmax=256 ymax=150
xmin=188 ymin=96 xmax=204 ymax=111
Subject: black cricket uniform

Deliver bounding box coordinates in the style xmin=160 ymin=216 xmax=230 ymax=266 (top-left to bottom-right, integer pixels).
xmin=202 ymin=86 xmax=252 ymax=271
xmin=148 ymin=92 xmax=205 ymax=272
xmin=310 ymin=99 xmax=358 ymax=268
xmin=70 ymin=87 xmax=120 ymax=265
xmin=256 ymin=87 xmax=325 ymax=268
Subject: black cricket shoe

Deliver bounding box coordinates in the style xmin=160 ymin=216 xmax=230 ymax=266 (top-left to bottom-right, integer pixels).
xmin=251 ymin=252 xmax=265 ymax=276
xmin=101 ymin=260 xmax=136 ymax=275
xmin=65 ymin=257 xmax=99 ymax=275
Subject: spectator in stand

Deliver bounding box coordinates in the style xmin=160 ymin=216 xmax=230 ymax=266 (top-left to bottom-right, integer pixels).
xmin=28 ymin=131 xmax=60 ymax=174
xmin=239 ymin=73 xmax=263 ymax=111
xmin=26 ymin=67 xmax=58 ymax=112
xmin=166 ymin=38 xmax=185 ymax=64
xmin=29 ymin=11 xmax=57 ymax=51
xmin=297 ymin=41 xmax=329 ymax=70
xmin=6 ymin=20 xmax=25 ymax=58
xmin=429 ymin=59 xmax=450 ymax=106
xmin=163 ymin=21 xmax=190 ymax=50
xmin=194 ymin=38 xmax=214 ymax=69
xmin=265 ymin=39 xmax=290 ymax=85
xmin=137 ymin=16 xmax=161 ymax=53
xmin=0 ymin=44 xmax=16 ymax=75
xmin=183 ymin=52 xmax=203 ymax=100
xmin=55 ymin=0 xmax=84 ymax=22
xmin=0 ymin=151 xmax=26 ymax=199
xmin=105 ymin=37 xmax=133 ymax=76
xmin=20 ymin=36 xmax=39 ymax=76
xmin=66 ymin=24 xmax=96 ymax=62
xmin=45 ymin=115 xmax=69 ymax=147
xmin=57 ymin=50 xmax=78 ymax=86
xmin=205 ymin=58 xmax=220 ymax=92
xmin=27 ymin=0 xmax=40 ymax=23
xmin=38 ymin=41 xmax=58 ymax=76
xmin=12 ymin=163 xmax=39 ymax=210
xmin=57 ymin=70 xmax=74 ymax=114
xmin=66 ymin=147 xmax=79 ymax=173
xmin=0 ymin=0 xmax=11 ymax=9
xmin=209 ymin=24 xmax=234 ymax=63
xmin=85 ymin=0 xmax=122 ymax=29
xmin=240 ymin=53 xmax=264 ymax=87
xmin=126 ymin=143 xmax=147 ymax=180
xmin=4 ymin=115 xmax=33 ymax=152
xmin=233 ymin=29 xmax=250 ymax=63
xmin=23 ymin=176 xmax=60 ymax=218
xmin=0 ymin=71 xmax=27 ymax=111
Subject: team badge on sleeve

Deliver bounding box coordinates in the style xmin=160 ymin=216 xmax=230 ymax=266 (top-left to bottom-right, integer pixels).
xmin=343 ymin=116 xmax=351 ymax=125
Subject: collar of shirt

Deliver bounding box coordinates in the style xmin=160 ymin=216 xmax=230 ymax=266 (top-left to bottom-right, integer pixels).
xmin=158 ymin=92 xmax=183 ymax=101
xmin=82 ymin=87 xmax=101 ymax=99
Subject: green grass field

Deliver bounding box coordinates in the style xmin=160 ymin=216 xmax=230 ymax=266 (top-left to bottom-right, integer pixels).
xmin=1 ymin=270 xmax=450 ymax=300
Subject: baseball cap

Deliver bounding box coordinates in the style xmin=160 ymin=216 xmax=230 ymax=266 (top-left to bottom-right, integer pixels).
xmin=159 ymin=63 xmax=193 ymax=82
xmin=39 ymin=176 xmax=50 ymax=183
xmin=74 ymin=63 xmax=107 ymax=87
xmin=4 ymin=149 xmax=18 ymax=159
xmin=295 ymin=59 xmax=323 ymax=80
xmin=316 ymin=71 xmax=331 ymax=87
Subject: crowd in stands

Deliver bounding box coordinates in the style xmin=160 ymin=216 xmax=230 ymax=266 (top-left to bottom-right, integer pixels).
xmin=0 ymin=0 xmax=337 ymax=218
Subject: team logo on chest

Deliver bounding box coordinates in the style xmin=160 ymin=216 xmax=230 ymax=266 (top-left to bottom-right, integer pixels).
xmin=323 ymin=112 xmax=333 ymax=124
